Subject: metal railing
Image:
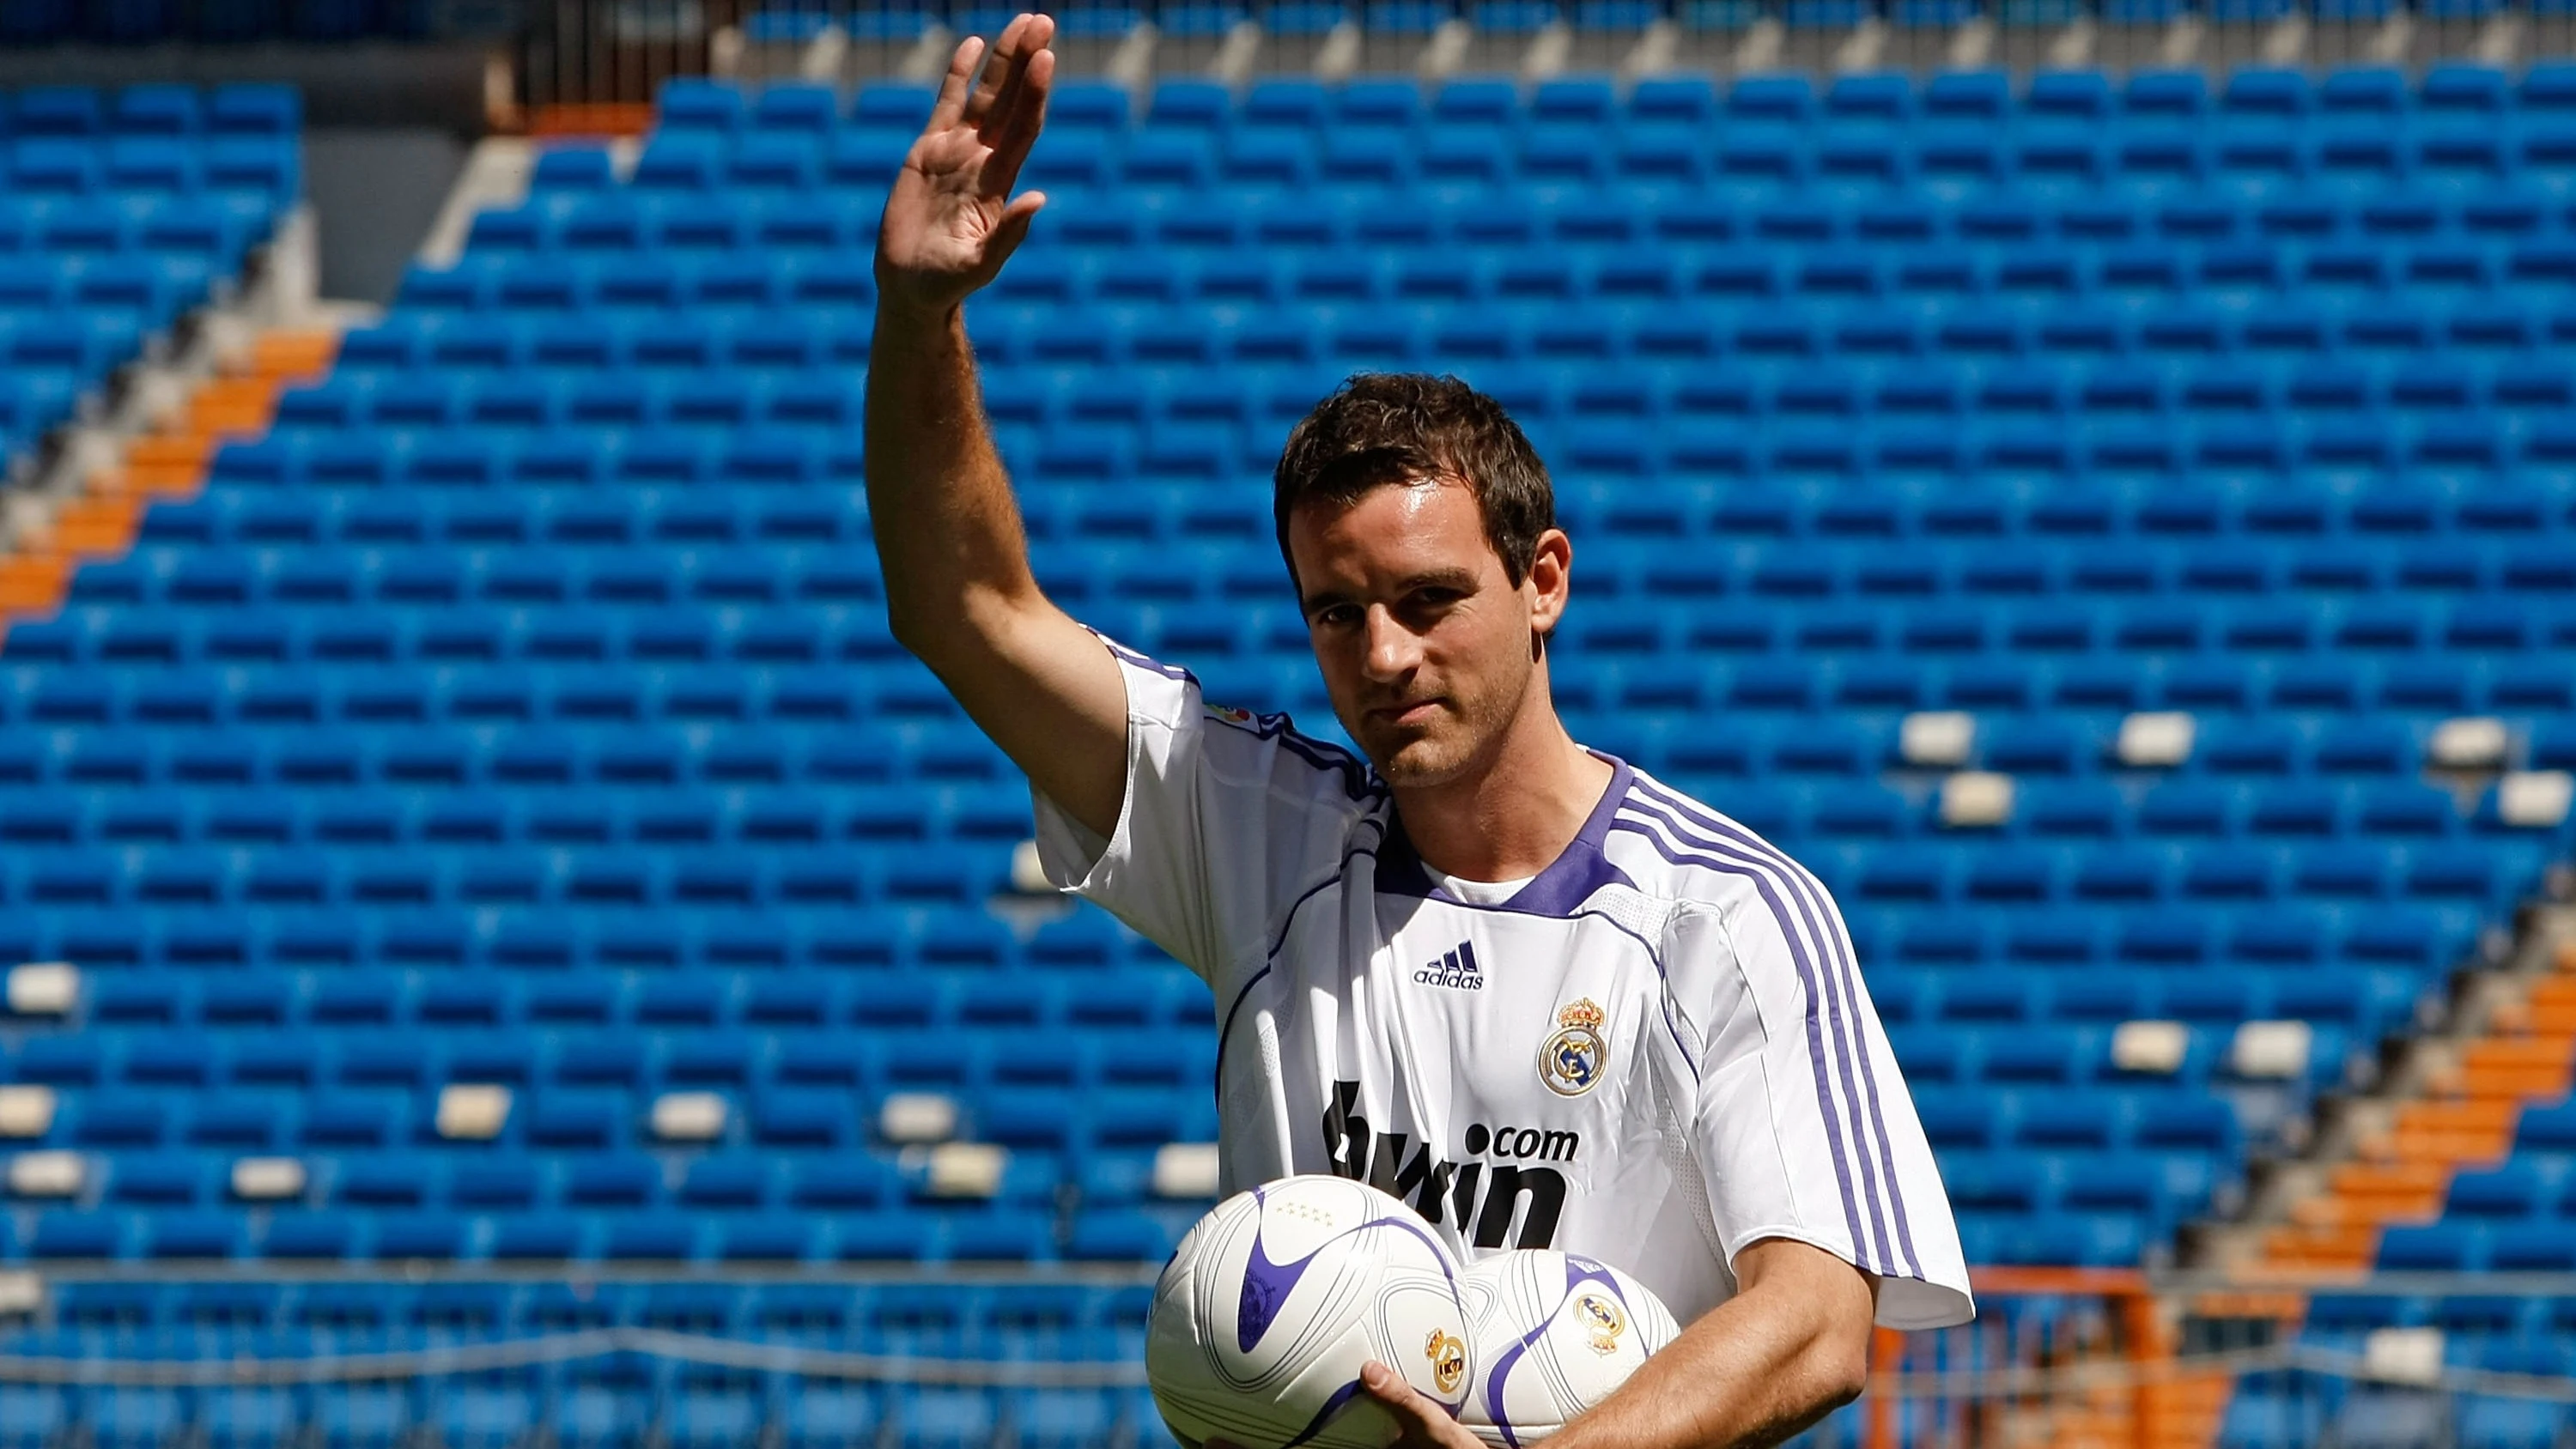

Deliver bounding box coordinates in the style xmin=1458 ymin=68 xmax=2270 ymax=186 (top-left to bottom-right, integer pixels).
xmin=0 ymin=1269 xmax=2567 ymax=1447
xmin=516 ymin=0 xmax=2576 ymax=118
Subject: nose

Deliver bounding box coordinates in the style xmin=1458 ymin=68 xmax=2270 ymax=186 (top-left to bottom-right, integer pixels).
xmin=1361 ymin=603 xmax=1419 ymax=682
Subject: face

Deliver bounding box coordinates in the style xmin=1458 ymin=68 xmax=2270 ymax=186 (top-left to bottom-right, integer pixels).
xmin=1287 ymin=477 xmax=1571 ymax=789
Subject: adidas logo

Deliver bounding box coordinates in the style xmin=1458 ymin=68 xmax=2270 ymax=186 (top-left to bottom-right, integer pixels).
xmin=1412 ymin=940 xmax=1484 ymax=991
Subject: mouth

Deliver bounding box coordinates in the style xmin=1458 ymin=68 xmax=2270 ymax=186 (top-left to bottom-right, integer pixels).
xmin=1365 ymin=699 xmax=1443 ymax=730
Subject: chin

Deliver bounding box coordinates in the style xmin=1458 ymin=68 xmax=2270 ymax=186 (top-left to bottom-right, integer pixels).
xmin=1369 ymin=735 xmax=1477 ymax=790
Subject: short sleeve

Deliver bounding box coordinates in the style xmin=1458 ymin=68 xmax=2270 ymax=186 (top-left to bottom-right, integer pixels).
xmin=1675 ymin=889 xmax=1976 ymax=1331
xmin=1029 ymin=634 xmax=1376 ymax=986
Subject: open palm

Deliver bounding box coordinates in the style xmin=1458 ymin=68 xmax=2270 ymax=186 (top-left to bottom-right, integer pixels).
xmin=876 ymin=12 xmax=1055 ymax=315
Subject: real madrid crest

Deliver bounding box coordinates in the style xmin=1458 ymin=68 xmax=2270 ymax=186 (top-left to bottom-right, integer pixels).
xmin=1571 ymin=1293 xmax=1627 ymax=1356
xmin=1424 ymin=1328 xmax=1467 ymax=1395
xmin=1538 ymin=998 xmax=1607 ymax=1097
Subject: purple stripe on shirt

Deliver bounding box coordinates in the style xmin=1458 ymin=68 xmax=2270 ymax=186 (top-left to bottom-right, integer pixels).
xmin=1615 ymin=791 xmax=1910 ymax=1277
xmin=1625 ymin=779 xmax=1925 ymax=1282
xmin=1604 ymin=815 xmax=1877 ymax=1276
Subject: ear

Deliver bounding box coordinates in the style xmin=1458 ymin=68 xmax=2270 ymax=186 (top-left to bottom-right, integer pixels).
xmin=1525 ymin=529 xmax=1573 ymax=636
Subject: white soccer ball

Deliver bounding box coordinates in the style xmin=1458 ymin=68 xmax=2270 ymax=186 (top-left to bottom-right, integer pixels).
xmin=1145 ymin=1174 xmax=1475 ymax=1449
xmin=1457 ymin=1250 xmax=1682 ymax=1446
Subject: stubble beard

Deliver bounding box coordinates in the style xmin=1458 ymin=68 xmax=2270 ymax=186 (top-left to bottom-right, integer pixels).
xmin=1352 ymin=670 xmax=1528 ymax=792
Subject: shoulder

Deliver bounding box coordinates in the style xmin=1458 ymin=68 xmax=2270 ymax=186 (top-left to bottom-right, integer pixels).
xmin=1605 ymin=769 xmax=1832 ymax=907
xmin=1201 ymin=700 xmax=1388 ymax=808
xmin=1097 ymin=633 xmax=1388 ymax=808
xmin=1604 ymin=769 xmax=1850 ymax=973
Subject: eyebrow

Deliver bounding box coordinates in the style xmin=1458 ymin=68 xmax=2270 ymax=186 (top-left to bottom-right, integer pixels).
xmin=1300 ymin=567 xmax=1482 ymax=616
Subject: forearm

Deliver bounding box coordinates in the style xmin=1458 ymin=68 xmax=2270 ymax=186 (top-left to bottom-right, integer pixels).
xmin=1546 ymin=1260 xmax=1874 ymax=1449
xmin=862 ymin=299 xmax=1044 ymax=658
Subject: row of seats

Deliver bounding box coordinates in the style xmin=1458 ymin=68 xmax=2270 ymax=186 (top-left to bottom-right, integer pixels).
xmin=0 ymin=196 xmax=273 ymax=267
xmin=21 ymin=973 xmax=1211 ymax=1034
xmin=607 ymin=128 xmax=2576 ymax=198
xmin=0 ymin=137 xmax=296 ymax=201
xmin=0 ymin=1378 xmax=1172 ymax=1449
xmin=1853 ymin=900 xmax=2478 ymax=966
xmin=59 ymin=530 xmax=2576 ymax=603
xmin=0 ymin=906 xmax=1157 ymax=971
xmin=29 ymin=1275 xmax=1156 ymax=1332
xmin=0 ymin=85 xmax=295 ymax=137
xmin=653 ymin=69 xmax=2576 ymax=138
xmin=115 ymin=470 xmax=2576 ymax=549
xmin=9 ymin=643 xmax=2571 ymax=724
xmin=0 ymin=701 xmax=2555 ymax=784
xmin=0 ymin=3 xmax=426 ymax=45
xmin=2379 ymin=1216 xmax=2576 ymax=1270
xmin=1880 ymin=963 xmax=2419 ymax=1023
xmin=519 ymin=169 xmax=2576 ymax=250
xmin=0 ymin=833 xmax=2535 ymax=912
xmin=1887 ymin=1022 xmax=2351 ymax=1083
xmin=385 ymin=294 xmax=2576 ymax=379
xmin=0 ymin=681 xmax=2544 ymax=773
xmin=36 ymin=581 xmax=2576 ymax=648
xmin=0 ymin=1205 xmax=1184 ymax=1266
xmin=2223 ymin=1379 xmax=2568 ymax=1449
xmin=404 ymin=243 xmax=2576 ymax=312
xmin=56 ymin=965 xmax=1199 ymax=1029
xmin=0 ymin=893 xmax=2486 ymax=973
xmin=0 ymin=780 xmax=1037 ymax=845
xmin=17 ymin=965 xmax=1209 ymax=1027
xmin=0 ymin=1087 xmax=1214 ymax=1152
xmin=91 ymin=507 xmax=2561 ymax=575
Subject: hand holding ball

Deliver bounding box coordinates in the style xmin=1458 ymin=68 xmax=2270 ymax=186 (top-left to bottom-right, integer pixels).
xmin=1145 ymin=1175 xmax=1474 ymax=1449
xmin=1456 ymin=1252 xmax=1680 ymax=1446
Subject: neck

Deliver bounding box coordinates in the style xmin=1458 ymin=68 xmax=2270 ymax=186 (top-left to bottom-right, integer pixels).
xmin=1394 ymin=691 xmax=1616 ymax=883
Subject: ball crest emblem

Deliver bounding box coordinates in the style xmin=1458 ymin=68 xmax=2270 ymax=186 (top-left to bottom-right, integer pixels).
xmin=1425 ymin=1328 xmax=1467 ymax=1395
xmin=1572 ymin=1293 xmax=1627 ymax=1356
xmin=1539 ymin=998 xmax=1607 ymax=1098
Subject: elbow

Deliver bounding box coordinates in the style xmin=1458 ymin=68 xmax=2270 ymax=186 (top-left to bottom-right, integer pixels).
xmin=884 ymin=599 xmax=939 ymax=661
xmin=884 ymin=579 xmax=1033 ymax=667
xmin=1805 ymin=1320 xmax=1874 ymax=1415
xmin=1813 ymin=1347 xmax=1869 ymax=1413
xmin=884 ymin=589 xmax=979 ymax=669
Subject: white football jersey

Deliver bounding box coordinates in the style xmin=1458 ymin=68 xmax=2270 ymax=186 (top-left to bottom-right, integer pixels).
xmin=1034 ymin=642 xmax=1975 ymax=1331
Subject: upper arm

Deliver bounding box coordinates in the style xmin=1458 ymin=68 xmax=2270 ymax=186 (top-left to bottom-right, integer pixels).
xmin=1732 ymin=1237 xmax=1878 ymax=1327
xmin=1731 ymin=1238 xmax=1879 ymax=1404
xmin=919 ymin=592 xmax=1129 ymax=840
xmin=1671 ymin=888 xmax=1973 ymax=1329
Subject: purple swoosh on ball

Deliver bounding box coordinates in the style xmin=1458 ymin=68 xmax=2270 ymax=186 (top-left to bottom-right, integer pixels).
xmin=1237 ymin=1187 xmax=1460 ymax=1356
xmin=1484 ymin=1256 xmax=1631 ymax=1448
xmin=1281 ymin=1377 xmax=1366 ymax=1448
xmin=1237 ymin=1215 xmax=1321 ymax=1354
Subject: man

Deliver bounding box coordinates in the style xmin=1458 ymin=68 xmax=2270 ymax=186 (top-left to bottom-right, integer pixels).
xmin=865 ymin=15 xmax=1973 ymax=1447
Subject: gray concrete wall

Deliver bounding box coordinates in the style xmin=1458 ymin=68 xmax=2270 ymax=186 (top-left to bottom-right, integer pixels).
xmin=304 ymin=127 xmax=471 ymax=306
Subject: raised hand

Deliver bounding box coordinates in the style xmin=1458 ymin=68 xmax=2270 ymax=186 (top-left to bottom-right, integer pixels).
xmin=875 ymin=11 xmax=1056 ymax=318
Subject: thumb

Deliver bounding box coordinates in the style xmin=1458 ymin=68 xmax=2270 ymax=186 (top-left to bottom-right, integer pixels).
xmin=1359 ymin=1360 xmax=1455 ymax=1441
xmin=978 ymin=190 xmax=1048 ymax=278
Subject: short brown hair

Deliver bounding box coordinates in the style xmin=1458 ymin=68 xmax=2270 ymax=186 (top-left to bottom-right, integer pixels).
xmin=1272 ymin=373 xmax=1557 ymax=587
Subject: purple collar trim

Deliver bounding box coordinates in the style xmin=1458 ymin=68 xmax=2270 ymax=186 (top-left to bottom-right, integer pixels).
xmin=1376 ymin=754 xmax=1635 ymax=916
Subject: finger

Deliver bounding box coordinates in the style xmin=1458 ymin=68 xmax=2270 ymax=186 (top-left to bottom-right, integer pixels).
xmin=976 ymin=190 xmax=1048 ymax=280
xmin=979 ymin=12 xmax=1056 ymax=142
xmin=962 ymin=11 xmax=1034 ymax=124
xmin=979 ymin=46 xmax=1055 ymax=197
xmin=927 ymin=35 xmax=985 ymax=130
xmin=1359 ymin=1360 xmax=1454 ymax=1441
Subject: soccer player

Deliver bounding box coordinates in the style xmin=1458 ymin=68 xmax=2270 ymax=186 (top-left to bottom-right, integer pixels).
xmin=866 ymin=15 xmax=1973 ymax=1446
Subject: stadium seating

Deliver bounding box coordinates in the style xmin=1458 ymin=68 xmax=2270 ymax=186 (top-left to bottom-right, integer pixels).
xmin=3 ymin=52 xmax=2576 ymax=1448
xmin=12 ymin=61 xmax=2576 ymax=1273
xmin=0 ymin=83 xmax=298 ymax=459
